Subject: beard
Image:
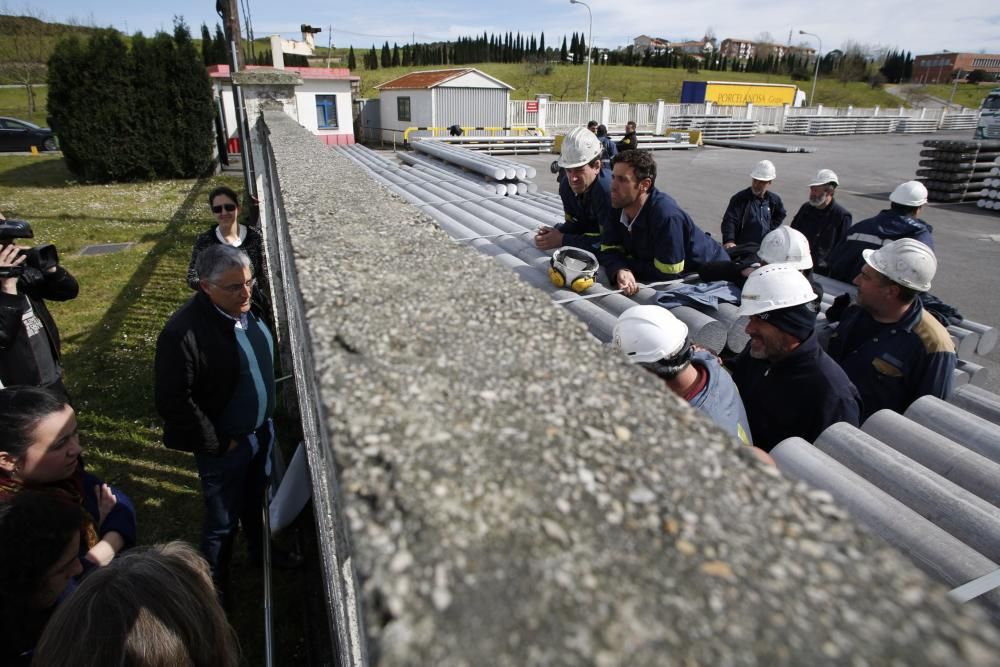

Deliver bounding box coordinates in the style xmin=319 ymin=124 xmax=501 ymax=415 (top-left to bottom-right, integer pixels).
xmin=809 ymin=196 xmax=829 ymax=208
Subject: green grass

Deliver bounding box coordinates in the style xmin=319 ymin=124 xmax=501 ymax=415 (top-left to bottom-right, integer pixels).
xmin=0 ymin=154 xmax=305 ymax=665
xmin=920 ymin=83 xmax=995 ymax=110
xmin=353 ymin=61 xmax=907 ymax=108
xmin=0 ymin=85 xmax=48 ymax=122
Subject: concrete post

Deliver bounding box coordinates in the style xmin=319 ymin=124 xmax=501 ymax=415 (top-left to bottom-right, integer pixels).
xmin=816 ymin=104 xmax=823 ymax=115
xmin=846 ymin=105 xmax=853 ymax=116
xmin=874 ymin=105 xmax=880 ymax=116
xmin=601 ymin=97 xmax=611 ymax=126
xmin=745 ymin=102 xmax=753 ymax=121
xmin=536 ymin=94 xmax=549 ymax=133
xmin=705 ymin=101 xmax=713 ymax=114
xmin=655 ymin=99 xmax=665 ymax=135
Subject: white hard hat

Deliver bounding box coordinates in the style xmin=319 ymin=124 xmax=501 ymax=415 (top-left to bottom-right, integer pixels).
xmin=736 ymin=264 xmax=817 ymax=317
xmin=889 ymin=180 xmax=928 ymax=207
xmin=558 ymin=126 xmax=603 ymax=169
xmin=862 ymin=238 xmax=936 ymax=292
xmin=808 ymin=169 xmax=839 ymax=187
xmin=750 ymin=160 xmax=776 ymax=181
xmin=758 ymin=226 xmax=813 ymax=270
xmin=613 ymin=305 xmax=689 ymax=364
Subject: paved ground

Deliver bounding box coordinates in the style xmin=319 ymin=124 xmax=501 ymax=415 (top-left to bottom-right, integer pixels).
xmin=504 ymin=131 xmax=1000 ymax=393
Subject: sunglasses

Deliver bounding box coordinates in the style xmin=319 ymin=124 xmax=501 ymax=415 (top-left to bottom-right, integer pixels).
xmin=211 ymin=203 xmax=237 ymax=214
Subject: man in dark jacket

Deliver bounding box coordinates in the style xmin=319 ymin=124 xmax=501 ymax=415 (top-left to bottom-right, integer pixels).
xmin=826 ymin=239 xmax=955 ymax=420
xmin=154 ymin=245 xmax=295 ymax=602
xmin=601 ymin=150 xmax=728 ymax=295
xmin=721 ymin=160 xmax=787 ymax=247
xmin=728 ymin=265 xmax=861 ymax=450
xmin=822 ymin=180 xmax=933 ymax=283
xmin=790 ymin=168 xmax=852 ymax=272
xmin=616 ymin=120 xmax=639 ymax=152
xmin=536 ymin=126 xmax=612 ymax=253
xmin=0 ymin=236 xmax=78 ymax=402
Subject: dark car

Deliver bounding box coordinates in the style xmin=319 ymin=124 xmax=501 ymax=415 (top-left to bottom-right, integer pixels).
xmin=0 ymin=117 xmax=57 ymax=152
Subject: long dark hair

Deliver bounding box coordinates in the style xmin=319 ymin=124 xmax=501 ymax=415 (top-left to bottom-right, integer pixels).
xmin=0 ymin=491 xmax=82 ymax=658
xmin=0 ymin=386 xmax=68 ymax=461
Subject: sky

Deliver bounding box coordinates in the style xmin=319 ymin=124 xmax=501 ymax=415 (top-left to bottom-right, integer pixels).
xmin=12 ymin=0 xmax=1000 ymax=57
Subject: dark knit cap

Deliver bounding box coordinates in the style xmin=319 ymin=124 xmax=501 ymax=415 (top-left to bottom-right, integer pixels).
xmin=757 ymin=303 xmax=817 ymax=341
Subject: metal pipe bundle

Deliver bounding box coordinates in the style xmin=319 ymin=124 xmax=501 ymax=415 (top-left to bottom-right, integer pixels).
xmin=904 ymin=396 xmax=1000 ymax=465
xmin=813 ymin=423 xmax=1000 ymax=559
xmin=949 ymin=384 xmax=1000 ymax=426
xmin=413 ymin=140 xmax=537 ymax=180
xmin=771 ymin=437 xmax=1000 ymax=619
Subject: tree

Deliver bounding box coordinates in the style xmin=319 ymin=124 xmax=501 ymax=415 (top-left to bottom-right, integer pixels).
xmin=200 ymin=24 xmax=214 ymax=65
xmin=0 ymin=15 xmax=54 ymax=117
xmin=368 ymin=45 xmax=378 ymax=70
xmin=560 ymin=36 xmax=568 ymax=63
xmin=48 ymin=21 xmax=214 ymax=182
xmin=380 ymin=41 xmax=390 ymax=68
xmin=213 ymin=25 xmax=228 ymax=66
xmin=391 ymin=43 xmax=400 ymax=67
xmin=967 ymin=69 xmax=989 ymax=84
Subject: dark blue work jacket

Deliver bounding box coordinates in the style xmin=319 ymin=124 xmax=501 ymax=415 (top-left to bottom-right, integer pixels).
xmin=557 ymin=167 xmax=613 ymax=252
xmin=600 ymin=187 xmax=728 ymax=282
xmin=790 ymin=198 xmax=853 ymax=271
xmin=728 ymin=331 xmax=861 ymax=451
xmin=822 ymin=210 xmax=934 ymax=283
xmin=826 ymin=300 xmax=956 ymax=420
xmin=721 ymin=188 xmax=787 ymax=245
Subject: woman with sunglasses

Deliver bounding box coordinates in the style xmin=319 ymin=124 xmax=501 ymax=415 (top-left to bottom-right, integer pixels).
xmin=186 ymin=187 xmax=268 ymax=310
xmin=0 ymin=386 xmax=137 ymax=572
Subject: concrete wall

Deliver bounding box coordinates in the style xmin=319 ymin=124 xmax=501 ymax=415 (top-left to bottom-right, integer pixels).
xmin=254 ymin=110 xmax=1000 ymax=666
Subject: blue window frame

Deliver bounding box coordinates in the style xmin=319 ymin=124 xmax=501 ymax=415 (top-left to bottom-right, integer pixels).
xmin=316 ymin=95 xmax=338 ymax=129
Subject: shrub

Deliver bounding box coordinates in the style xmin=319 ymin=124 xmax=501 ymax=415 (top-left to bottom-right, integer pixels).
xmin=47 ymin=20 xmax=214 ymax=182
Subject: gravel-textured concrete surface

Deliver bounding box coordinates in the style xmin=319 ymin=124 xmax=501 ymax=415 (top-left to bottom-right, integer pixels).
xmin=261 ymin=111 xmax=1000 ymax=666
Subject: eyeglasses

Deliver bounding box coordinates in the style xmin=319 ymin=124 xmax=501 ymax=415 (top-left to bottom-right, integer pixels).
xmin=211 ymin=203 xmax=238 ymax=214
xmin=212 ymin=277 xmax=256 ymax=294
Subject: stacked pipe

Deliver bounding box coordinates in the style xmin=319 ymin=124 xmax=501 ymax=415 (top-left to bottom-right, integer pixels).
xmin=412 ymin=140 xmax=538 ymax=194
xmin=771 ymin=412 xmax=1000 ymax=620
xmin=917 ymin=139 xmax=1000 ymax=203
xmin=666 ymin=116 xmax=755 ymax=140
xmin=976 ymin=157 xmax=1000 ymax=213
xmin=895 ymin=117 xmax=940 ymax=133
xmin=782 ymin=116 xmax=897 ymax=136
xmin=938 ymin=112 xmax=982 ymax=131
xmin=419 ymin=134 xmax=554 ymax=154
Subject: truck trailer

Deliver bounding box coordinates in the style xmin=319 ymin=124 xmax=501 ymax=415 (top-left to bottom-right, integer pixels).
xmin=680 ymin=80 xmax=805 ymax=107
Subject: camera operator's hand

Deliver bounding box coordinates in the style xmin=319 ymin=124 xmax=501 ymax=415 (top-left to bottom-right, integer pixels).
xmin=0 ymin=243 xmax=26 ymax=295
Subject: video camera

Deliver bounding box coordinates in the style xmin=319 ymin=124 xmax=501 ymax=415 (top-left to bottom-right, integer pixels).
xmin=0 ymin=219 xmax=59 ymax=278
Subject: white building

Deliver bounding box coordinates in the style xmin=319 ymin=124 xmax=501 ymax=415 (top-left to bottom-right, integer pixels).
xmin=208 ymin=64 xmax=359 ymax=147
xmin=373 ymin=68 xmax=514 ymax=143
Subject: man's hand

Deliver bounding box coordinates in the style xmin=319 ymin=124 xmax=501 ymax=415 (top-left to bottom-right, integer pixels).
xmin=0 ymin=243 xmax=25 ymax=295
xmin=616 ymin=269 xmax=639 ymax=296
xmin=95 ymin=483 xmax=117 ymax=526
xmin=723 ymin=242 xmax=736 ymax=249
xmin=534 ymin=226 xmax=564 ymax=251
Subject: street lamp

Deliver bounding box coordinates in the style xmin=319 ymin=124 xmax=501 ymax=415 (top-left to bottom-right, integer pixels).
xmin=570 ymin=0 xmax=593 ymax=103
xmin=799 ymin=30 xmax=822 ymax=107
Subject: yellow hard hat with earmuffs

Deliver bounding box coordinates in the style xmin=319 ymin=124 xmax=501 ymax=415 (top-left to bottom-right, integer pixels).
xmin=548 ymin=246 xmax=599 ymax=293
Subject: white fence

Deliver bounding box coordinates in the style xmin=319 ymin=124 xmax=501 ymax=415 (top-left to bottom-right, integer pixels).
xmin=505 ymin=98 xmax=981 ymax=138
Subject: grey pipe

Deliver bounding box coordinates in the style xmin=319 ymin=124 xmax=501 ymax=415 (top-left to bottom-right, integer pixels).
xmin=771 ymin=437 xmax=1000 ymax=618
xmin=813 ymin=422 xmax=1000 ymax=559
xmin=416 ymin=141 xmax=527 ymax=180
xmin=861 ymin=409 xmax=1000 ymax=506
xmin=950 ymin=326 xmax=980 ymax=360
xmin=958 ymin=320 xmax=998 ymax=355
xmin=905 ymin=395 xmax=1000 ymax=464
xmin=414 ymin=140 xmax=511 ymax=179
xmin=956 ymin=359 xmax=987 ymax=388
xmin=949 ymin=385 xmax=1000 ymax=427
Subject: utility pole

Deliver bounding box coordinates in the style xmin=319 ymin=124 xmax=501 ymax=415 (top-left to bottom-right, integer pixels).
xmin=217 ymin=0 xmax=257 ymax=201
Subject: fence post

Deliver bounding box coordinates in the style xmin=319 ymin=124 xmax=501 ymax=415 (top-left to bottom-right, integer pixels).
xmin=780 ymin=103 xmax=789 ymax=133
xmin=655 ymin=99 xmax=665 ymax=135
xmin=706 ymin=101 xmax=714 ymax=114
xmin=874 ymin=105 xmax=880 ymax=117
xmin=847 ymin=105 xmax=853 ymax=116
xmin=537 ymin=94 xmax=549 ymax=133
xmin=816 ymin=104 xmax=823 ymax=115
xmin=745 ymin=101 xmax=753 ymax=121
xmin=601 ymin=98 xmax=611 ymax=126
xmin=920 ymin=107 xmax=927 ymax=119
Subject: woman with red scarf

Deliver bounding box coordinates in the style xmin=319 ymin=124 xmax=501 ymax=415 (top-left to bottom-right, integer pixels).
xmin=0 ymin=386 xmax=136 ymax=568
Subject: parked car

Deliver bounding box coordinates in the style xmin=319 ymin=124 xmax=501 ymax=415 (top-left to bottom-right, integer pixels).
xmin=0 ymin=117 xmax=57 ymax=152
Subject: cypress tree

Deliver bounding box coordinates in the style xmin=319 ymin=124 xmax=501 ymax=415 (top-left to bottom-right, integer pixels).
xmin=348 ymin=45 xmax=356 ymax=70
xmin=392 ymin=42 xmax=400 ymax=67
xmin=539 ymin=33 xmax=546 ymax=58
xmin=380 ymin=41 xmax=390 ymax=68
xmin=200 ymin=24 xmax=213 ymax=65
xmin=213 ymin=24 xmax=228 ymax=65
xmin=369 ymin=45 xmax=378 ymax=69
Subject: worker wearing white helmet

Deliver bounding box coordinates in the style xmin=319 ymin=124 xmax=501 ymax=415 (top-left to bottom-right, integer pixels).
xmin=720 ymin=159 xmax=787 ymax=248
xmin=535 ymin=126 xmax=613 ymax=253
xmin=790 ymin=168 xmax=853 ymax=271
xmin=822 ymin=180 xmax=934 ymax=283
xmin=826 ymin=239 xmax=956 ymax=420
xmin=727 ymin=265 xmax=861 ymax=450
xmin=613 ymin=305 xmax=752 ymax=445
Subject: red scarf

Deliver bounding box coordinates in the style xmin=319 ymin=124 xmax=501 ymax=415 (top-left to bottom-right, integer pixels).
xmin=0 ymin=463 xmax=100 ymax=549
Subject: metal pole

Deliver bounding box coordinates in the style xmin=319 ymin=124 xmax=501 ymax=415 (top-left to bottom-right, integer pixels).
xmin=799 ymin=30 xmax=821 ymax=107
xmin=570 ymin=0 xmax=593 ymax=103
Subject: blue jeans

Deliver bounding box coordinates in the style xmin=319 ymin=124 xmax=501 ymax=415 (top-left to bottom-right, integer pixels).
xmin=193 ymin=419 xmax=273 ymax=593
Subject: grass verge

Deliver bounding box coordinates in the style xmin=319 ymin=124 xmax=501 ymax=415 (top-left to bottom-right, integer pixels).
xmin=0 ymin=153 xmax=306 ymax=665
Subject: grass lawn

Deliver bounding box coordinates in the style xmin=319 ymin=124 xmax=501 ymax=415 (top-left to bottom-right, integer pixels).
xmin=0 ymin=85 xmax=48 ymax=123
xmin=919 ymin=83 xmax=994 ymax=110
xmin=0 ymin=154 xmax=306 ymax=664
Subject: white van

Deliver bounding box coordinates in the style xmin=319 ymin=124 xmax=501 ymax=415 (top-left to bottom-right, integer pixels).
xmin=975 ymin=87 xmax=1000 ymax=139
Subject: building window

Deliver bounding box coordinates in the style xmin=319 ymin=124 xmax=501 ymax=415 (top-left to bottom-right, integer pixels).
xmin=397 ymin=96 xmax=411 ymax=122
xmin=316 ymin=95 xmax=338 ymax=129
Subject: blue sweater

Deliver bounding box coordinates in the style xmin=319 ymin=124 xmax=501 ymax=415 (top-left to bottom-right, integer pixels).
xmin=822 ymin=210 xmax=934 ymax=283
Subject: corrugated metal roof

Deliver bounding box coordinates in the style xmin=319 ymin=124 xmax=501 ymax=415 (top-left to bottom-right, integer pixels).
xmin=375 ymin=68 xmax=512 ymax=90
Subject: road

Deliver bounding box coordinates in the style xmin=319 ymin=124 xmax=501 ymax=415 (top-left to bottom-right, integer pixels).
xmin=505 ymin=131 xmax=1000 ymax=393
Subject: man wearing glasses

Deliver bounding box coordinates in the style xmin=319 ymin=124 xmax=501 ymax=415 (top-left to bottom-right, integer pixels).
xmin=154 ymin=244 xmax=297 ymax=606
